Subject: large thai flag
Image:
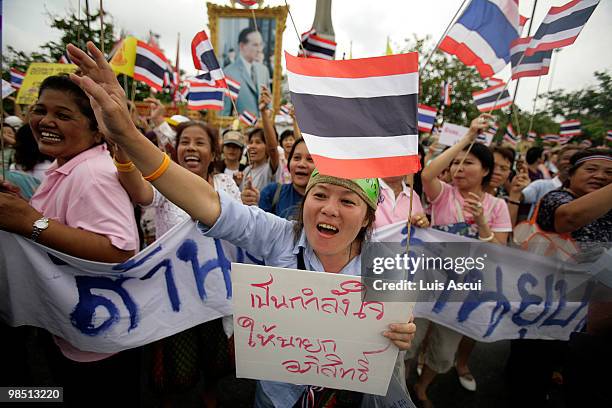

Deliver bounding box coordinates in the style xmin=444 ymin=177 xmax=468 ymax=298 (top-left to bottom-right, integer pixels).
xmin=473 ymin=82 xmax=512 ymax=112
xmin=524 ymin=0 xmax=600 ymax=57
xmin=191 ymin=30 xmax=226 ymax=87
xmin=510 ymin=37 xmax=552 ymax=80
xmin=439 ymin=0 xmax=526 ymax=78
xmin=286 ymin=51 xmax=420 ymax=178
xmin=417 ymin=104 xmax=437 ymax=133
xmin=560 ymin=119 xmax=581 ymax=137
xmin=9 ymin=68 xmax=25 ymax=89
xmin=185 ymin=76 xmax=224 ymax=111
xmin=134 ymin=41 xmax=168 ymax=92
xmin=298 ymin=28 xmax=337 ymax=60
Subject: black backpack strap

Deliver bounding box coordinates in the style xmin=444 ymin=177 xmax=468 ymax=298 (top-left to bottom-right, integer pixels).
xmin=297 ymin=247 xmax=306 ymax=270
xmin=271 ymin=182 xmax=282 ymax=214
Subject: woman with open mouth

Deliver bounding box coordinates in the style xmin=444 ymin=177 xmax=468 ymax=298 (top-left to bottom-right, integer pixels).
xmin=67 ymin=41 xmax=417 ymax=408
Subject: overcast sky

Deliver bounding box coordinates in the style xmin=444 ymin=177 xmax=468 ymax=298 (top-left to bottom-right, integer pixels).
xmin=3 ymin=0 xmax=611 ymax=111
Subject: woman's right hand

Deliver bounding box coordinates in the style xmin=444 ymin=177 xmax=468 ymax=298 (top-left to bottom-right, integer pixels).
xmin=465 ymin=113 xmax=494 ymax=142
xmin=67 ymin=42 xmax=137 ymax=145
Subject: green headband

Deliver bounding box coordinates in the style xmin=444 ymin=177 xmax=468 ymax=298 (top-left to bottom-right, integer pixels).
xmin=305 ymin=169 xmax=380 ymax=210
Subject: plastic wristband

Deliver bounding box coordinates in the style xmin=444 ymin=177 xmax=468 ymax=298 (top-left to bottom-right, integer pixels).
xmin=113 ymin=158 xmax=136 ymax=172
xmin=478 ymin=232 xmax=495 ymax=242
xmin=143 ymin=154 xmax=171 ymax=182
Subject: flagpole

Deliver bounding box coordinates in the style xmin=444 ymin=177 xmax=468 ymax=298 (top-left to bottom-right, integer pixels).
xmin=284 ymin=1 xmax=307 ymax=57
xmin=527 ymin=75 xmax=543 ymax=135
xmin=99 ymin=0 xmax=105 ymax=54
xmin=511 ymin=0 xmax=538 ymax=109
xmin=405 ymin=177 xmax=415 ymax=256
xmin=173 ymin=32 xmax=180 ymax=108
xmin=420 ymin=0 xmax=469 ymax=72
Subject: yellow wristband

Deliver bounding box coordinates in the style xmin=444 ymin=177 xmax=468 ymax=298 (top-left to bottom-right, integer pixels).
xmin=143 ymin=154 xmax=171 ymax=182
xmin=113 ymin=158 xmax=135 ymax=172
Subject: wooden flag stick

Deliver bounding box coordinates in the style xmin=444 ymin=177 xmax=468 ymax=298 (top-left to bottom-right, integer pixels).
xmin=284 ymin=1 xmax=307 ymax=57
xmin=99 ymin=0 xmax=105 ymax=54
xmin=405 ymin=175 xmax=415 ymax=255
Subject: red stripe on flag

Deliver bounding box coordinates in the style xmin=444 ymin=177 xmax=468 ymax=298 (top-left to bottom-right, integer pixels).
xmin=285 ymin=51 xmax=418 ymax=78
xmin=311 ymin=155 xmax=421 ymax=179
xmin=525 ymin=37 xmax=578 ymax=56
xmin=549 ymin=0 xmax=581 ymax=15
xmin=438 ymin=37 xmax=495 ymax=79
xmin=472 ymin=83 xmax=506 ymax=96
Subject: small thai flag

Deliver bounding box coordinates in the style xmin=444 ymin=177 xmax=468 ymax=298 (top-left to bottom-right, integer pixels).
xmin=473 ymin=82 xmax=512 ymax=112
xmin=607 ymin=130 xmax=612 ymax=143
xmin=417 ymin=104 xmax=437 ymax=133
xmin=579 ymin=139 xmax=592 ymax=148
xmin=185 ymin=75 xmax=224 ymax=111
xmin=527 ymin=131 xmax=537 ymax=142
xmin=191 ymin=30 xmax=226 ymax=87
xmin=298 ymin=28 xmax=336 ymax=60
xmin=134 ymin=41 xmax=168 ymax=91
xmin=240 ymin=110 xmax=258 ymax=126
xmin=224 ymin=76 xmax=240 ymax=101
xmin=10 ymin=68 xmax=25 ymax=89
xmin=280 ymin=104 xmax=291 ymax=116
xmin=503 ymin=124 xmax=519 ymax=147
xmin=560 ymin=119 xmax=581 ymax=137
xmin=543 ymin=134 xmax=560 ymax=143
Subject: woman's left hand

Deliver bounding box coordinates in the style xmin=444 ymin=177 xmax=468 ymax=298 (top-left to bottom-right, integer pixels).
xmin=383 ymin=315 xmax=417 ymax=350
xmin=0 ymin=191 xmax=42 ymax=235
xmin=411 ymin=213 xmax=430 ymax=229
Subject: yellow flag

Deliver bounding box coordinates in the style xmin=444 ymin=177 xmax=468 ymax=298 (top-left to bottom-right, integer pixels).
xmin=16 ymin=63 xmax=78 ymax=105
xmin=386 ymin=36 xmax=393 ymax=55
xmin=110 ymin=36 xmax=137 ymax=77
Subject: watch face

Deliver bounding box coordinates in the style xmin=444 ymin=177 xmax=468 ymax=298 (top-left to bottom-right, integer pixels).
xmin=34 ymin=219 xmax=49 ymax=229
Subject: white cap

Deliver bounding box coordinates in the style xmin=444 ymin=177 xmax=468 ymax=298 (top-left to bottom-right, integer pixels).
xmin=4 ymin=115 xmax=23 ymax=129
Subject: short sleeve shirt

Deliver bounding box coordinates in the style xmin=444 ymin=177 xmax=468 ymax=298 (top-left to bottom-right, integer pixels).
xmin=429 ymin=181 xmax=512 ymax=232
xmin=374 ymin=179 xmax=425 ymax=229
xmin=240 ymin=159 xmax=278 ymax=192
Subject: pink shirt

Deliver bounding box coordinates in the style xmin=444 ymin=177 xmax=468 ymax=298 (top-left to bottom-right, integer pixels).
xmin=30 ymin=144 xmax=139 ymax=362
xmin=429 ymin=181 xmax=512 ymax=232
xmin=374 ymin=179 xmax=425 ymax=229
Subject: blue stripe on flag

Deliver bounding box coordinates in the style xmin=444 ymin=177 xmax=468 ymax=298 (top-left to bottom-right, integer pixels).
xmin=532 ymin=5 xmax=599 ymax=41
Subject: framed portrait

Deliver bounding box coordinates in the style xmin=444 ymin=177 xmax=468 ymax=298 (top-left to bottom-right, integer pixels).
xmin=207 ymin=3 xmax=288 ymax=126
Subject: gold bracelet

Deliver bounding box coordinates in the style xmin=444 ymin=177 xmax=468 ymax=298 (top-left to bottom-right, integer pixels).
xmin=113 ymin=157 xmax=135 ymax=171
xmin=143 ymin=154 xmax=171 ymax=182
xmin=478 ymin=232 xmax=495 ymax=242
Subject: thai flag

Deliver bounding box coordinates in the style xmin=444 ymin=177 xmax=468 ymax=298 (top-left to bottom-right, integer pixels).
xmin=503 ymin=124 xmax=519 ymax=147
xmin=298 ymin=28 xmax=337 ymax=60
xmin=191 ymin=30 xmax=226 ymax=87
xmin=543 ymin=134 xmax=560 ymax=143
xmin=58 ymin=51 xmax=73 ymax=64
xmin=417 ymin=104 xmax=437 ymax=133
xmin=163 ymin=61 xmax=179 ymax=90
xmin=239 ymin=110 xmax=258 ymax=126
xmin=527 ymin=131 xmax=537 ymax=142
xmin=560 ymin=119 xmax=581 ymax=137
xmin=607 ymin=130 xmax=612 ymax=143
xmin=9 ymin=68 xmax=25 ymax=89
xmin=237 ymin=0 xmax=258 ymax=6
xmin=440 ymin=81 xmax=452 ymax=106
xmin=524 ymin=0 xmax=600 ymax=57
xmin=185 ymin=75 xmax=225 ymax=111
xmin=473 ymin=82 xmax=512 ymax=112
xmin=280 ymin=104 xmax=291 ymax=116
xmin=510 ymin=37 xmax=552 ymax=80
xmin=224 ymin=75 xmax=240 ymax=101
xmin=134 ymin=41 xmax=168 ymax=92
xmin=439 ymin=0 xmax=526 ymax=78
xmin=579 ymin=139 xmax=592 ymax=148
xmin=286 ymin=51 xmax=421 ymax=178
xmin=487 ymin=77 xmax=504 ymax=86
xmin=486 ymin=122 xmax=499 ymax=136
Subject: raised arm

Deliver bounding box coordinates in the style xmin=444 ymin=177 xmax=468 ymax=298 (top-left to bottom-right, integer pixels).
xmin=258 ymin=86 xmax=279 ymax=172
xmin=421 ymin=114 xmax=491 ymax=201
xmin=67 ymin=42 xmax=221 ymax=227
xmin=288 ymin=104 xmax=302 ymax=139
xmin=114 ymin=145 xmax=154 ymax=206
xmin=554 ymin=183 xmax=612 ymax=233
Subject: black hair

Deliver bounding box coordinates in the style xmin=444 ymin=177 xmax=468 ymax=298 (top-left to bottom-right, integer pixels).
xmin=174 ymin=120 xmax=220 ymax=176
xmin=13 ymin=124 xmax=53 ymax=171
xmin=247 ymin=128 xmax=265 ymax=143
xmin=526 ymin=146 xmax=544 ymax=165
xmin=238 ymin=27 xmax=258 ymax=45
xmin=413 ymin=144 xmax=425 ymax=197
xmin=492 ymin=146 xmax=515 ymax=167
xmin=286 ymin=137 xmax=306 ymax=172
xmin=460 ymin=142 xmax=495 ymax=186
xmin=38 ymin=75 xmax=98 ymax=131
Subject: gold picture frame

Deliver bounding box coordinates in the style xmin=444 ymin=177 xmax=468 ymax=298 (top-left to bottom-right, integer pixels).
xmin=207 ymin=2 xmax=288 ymax=127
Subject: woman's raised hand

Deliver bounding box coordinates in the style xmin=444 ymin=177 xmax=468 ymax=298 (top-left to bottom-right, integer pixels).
xmin=66 ymin=42 xmax=137 ymax=145
xmin=466 ymin=113 xmax=494 ymax=142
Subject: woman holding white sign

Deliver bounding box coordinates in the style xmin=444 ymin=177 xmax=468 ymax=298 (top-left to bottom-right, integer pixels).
xmin=66 ymin=42 xmax=417 ymax=408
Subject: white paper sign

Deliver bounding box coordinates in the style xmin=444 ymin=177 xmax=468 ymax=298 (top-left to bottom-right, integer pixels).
xmin=2 ymin=79 xmax=15 ymax=99
xmin=438 ymin=122 xmax=469 ymax=146
xmin=231 ymin=263 xmax=412 ymax=396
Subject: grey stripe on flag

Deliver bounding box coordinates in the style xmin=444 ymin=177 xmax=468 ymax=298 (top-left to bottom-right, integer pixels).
xmin=290 ymin=92 xmax=418 ymax=137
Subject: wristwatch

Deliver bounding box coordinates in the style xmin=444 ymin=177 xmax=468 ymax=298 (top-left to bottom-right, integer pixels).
xmin=31 ymin=217 xmax=49 ymax=242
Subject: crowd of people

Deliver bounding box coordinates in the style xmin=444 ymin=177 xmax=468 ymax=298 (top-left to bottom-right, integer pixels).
xmin=0 ymin=41 xmax=610 ymax=408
